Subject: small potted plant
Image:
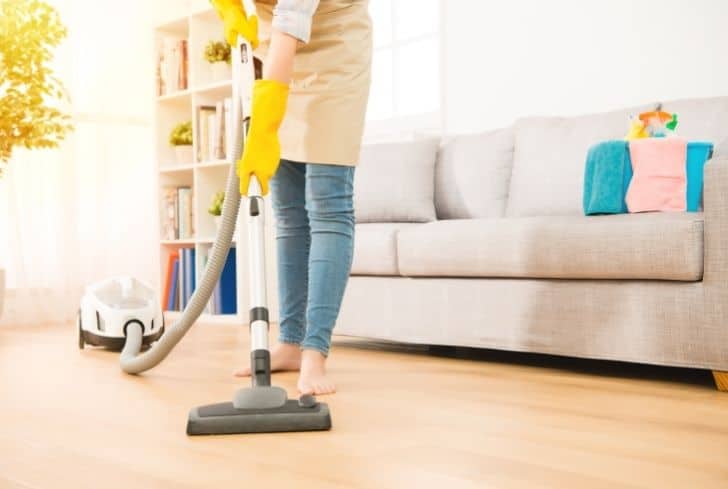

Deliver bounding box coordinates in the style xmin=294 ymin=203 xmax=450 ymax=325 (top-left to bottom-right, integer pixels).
xmin=204 ymin=40 xmax=231 ymax=81
xmin=208 ymin=190 xmax=225 ymax=232
xmin=169 ymin=121 xmax=193 ymax=164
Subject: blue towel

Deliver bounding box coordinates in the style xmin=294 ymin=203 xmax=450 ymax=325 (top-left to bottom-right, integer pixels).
xmin=583 ymin=140 xmax=632 ymax=215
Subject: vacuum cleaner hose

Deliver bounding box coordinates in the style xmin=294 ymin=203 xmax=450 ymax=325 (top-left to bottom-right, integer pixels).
xmin=120 ymin=121 xmax=245 ymax=374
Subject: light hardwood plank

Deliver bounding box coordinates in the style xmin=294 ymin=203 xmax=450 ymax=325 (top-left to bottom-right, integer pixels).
xmin=1 ymin=324 xmax=728 ymax=489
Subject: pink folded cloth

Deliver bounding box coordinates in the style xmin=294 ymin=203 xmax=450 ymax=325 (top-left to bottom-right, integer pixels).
xmin=626 ymin=138 xmax=688 ymax=213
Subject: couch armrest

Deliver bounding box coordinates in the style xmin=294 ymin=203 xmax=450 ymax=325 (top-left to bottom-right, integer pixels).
xmin=703 ymin=156 xmax=728 ymax=283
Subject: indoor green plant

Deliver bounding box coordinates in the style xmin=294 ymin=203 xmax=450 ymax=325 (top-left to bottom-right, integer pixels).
xmin=169 ymin=120 xmax=193 ymax=164
xmin=0 ymin=0 xmax=72 ymax=174
xmin=0 ymin=0 xmax=73 ymax=318
xmin=208 ymin=191 xmax=225 ymax=231
xmin=204 ymin=40 xmax=231 ymax=81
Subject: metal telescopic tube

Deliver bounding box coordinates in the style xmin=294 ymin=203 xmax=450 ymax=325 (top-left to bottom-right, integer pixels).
xmin=232 ymin=36 xmax=271 ymax=388
xmin=247 ymin=191 xmax=271 ymax=387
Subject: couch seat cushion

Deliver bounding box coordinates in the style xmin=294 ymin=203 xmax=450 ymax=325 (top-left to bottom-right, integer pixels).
xmin=352 ymin=223 xmax=418 ymax=276
xmin=397 ymin=212 xmax=704 ymax=281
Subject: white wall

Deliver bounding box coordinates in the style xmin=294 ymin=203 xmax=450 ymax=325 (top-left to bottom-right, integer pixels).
xmin=442 ymin=0 xmax=728 ymax=134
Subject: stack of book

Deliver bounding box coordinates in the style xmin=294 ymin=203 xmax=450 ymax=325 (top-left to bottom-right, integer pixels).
xmin=160 ymin=187 xmax=193 ymax=240
xmin=157 ymin=37 xmax=189 ymax=96
xmin=196 ymin=99 xmax=233 ymax=162
xmin=163 ymin=248 xmax=237 ymax=314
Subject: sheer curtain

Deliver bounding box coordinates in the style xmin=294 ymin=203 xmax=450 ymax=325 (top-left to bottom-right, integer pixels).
xmin=0 ymin=0 xmax=166 ymax=326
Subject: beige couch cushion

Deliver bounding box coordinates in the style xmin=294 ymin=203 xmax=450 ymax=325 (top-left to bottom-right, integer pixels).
xmin=354 ymin=138 xmax=439 ymax=223
xmin=397 ymin=212 xmax=704 ymax=281
xmin=435 ymin=127 xmax=514 ymax=219
xmin=506 ymin=106 xmax=647 ymax=218
xmin=351 ymin=223 xmax=417 ymax=276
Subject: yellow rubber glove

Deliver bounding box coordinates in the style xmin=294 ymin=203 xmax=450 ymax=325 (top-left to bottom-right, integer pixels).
xmin=209 ymin=0 xmax=259 ymax=49
xmin=238 ymin=79 xmax=289 ymax=196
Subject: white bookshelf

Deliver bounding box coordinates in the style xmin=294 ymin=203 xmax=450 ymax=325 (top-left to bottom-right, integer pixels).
xmin=154 ymin=5 xmax=279 ymax=325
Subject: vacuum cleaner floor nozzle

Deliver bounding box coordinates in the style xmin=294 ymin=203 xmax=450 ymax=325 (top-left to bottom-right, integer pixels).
xmin=186 ymin=400 xmax=331 ymax=435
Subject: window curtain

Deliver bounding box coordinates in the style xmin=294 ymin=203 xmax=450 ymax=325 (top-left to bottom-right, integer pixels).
xmin=0 ymin=0 xmax=163 ymax=326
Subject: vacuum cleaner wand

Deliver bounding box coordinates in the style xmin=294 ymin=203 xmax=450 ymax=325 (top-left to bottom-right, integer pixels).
xmin=118 ymin=25 xmax=331 ymax=434
xmin=188 ymin=33 xmax=331 ymax=435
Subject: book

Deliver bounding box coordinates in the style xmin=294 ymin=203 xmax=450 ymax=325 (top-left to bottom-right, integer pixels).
xmin=178 ymin=39 xmax=188 ymax=91
xmin=160 ymin=187 xmax=178 ymax=240
xmin=213 ymin=280 xmax=222 ymax=315
xmin=190 ymin=248 xmax=197 ymax=305
xmin=177 ymin=187 xmax=192 ymax=239
xmin=157 ymin=36 xmax=189 ymax=95
xmin=163 ymin=251 xmax=178 ymax=311
xmin=162 ymin=37 xmax=178 ymax=94
xmin=168 ymin=256 xmax=180 ymax=311
xmin=220 ymin=248 xmax=237 ymax=314
xmin=215 ymin=100 xmax=225 ymax=160
xmin=178 ymin=248 xmax=186 ymax=309
xmin=183 ymin=248 xmax=196 ymax=307
xmin=196 ymin=105 xmax=216 ymax=161
xmin=207 ymin=113 xmax=216 ymax=162
xmin=224 ymin=98 xmax=232 ymax=159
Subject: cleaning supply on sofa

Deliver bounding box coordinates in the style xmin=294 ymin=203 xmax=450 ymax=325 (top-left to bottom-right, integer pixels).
xmin=583 ymin=141 xmax=632 ymax=215
xmin=640 ymin=103 xmax=678 ymax=138
xmin=685 ymin=141 xmax=714 ymax=211
xmin=625 ymin=116 xmax=649 ymax=141
xmin=625 ymin=137 xmax=688 ymax=213
xmin=625 ymin=103 xmax=679 ymax=140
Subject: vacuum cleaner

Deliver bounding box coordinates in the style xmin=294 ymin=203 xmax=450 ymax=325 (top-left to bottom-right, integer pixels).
xmin=109 ymin=12 xmax=331 ymax=435
xmin=78 ymin=276 xmax=164 ymax=350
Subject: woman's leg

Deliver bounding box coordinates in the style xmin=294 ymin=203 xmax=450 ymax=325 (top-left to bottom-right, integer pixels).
xmin=271 ymin=160 xmax=310 ymax=347
xmin=298 ymin=163 xmax=356 ymax=394
xmin=235 ymin=159 xmax=308 ymax=376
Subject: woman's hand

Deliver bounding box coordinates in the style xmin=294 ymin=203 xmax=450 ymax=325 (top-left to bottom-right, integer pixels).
xmin=238 ymin=79 xmax=289 ymax=196
xmin=238 ymin=27 xmax=298 ymax=196
xmin=210 ymin=0 xmax=259 ymax=48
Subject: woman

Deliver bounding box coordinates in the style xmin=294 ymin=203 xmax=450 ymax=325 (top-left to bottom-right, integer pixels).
xmin=211 ymin=0 xmax=372 ymax=395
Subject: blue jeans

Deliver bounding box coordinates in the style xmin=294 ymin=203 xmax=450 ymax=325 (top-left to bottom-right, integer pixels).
xmin=270 ymin=159 xmax=355 ymax=356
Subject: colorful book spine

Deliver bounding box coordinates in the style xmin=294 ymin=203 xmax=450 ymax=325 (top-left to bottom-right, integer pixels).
xmin=167 ymin=256 xmax=180 ymax=311
xmin=220 ymin=248 xmax=237 ymax=314
xmin=186 ymin=248 xmax=196 ymax=306
xmin=178 ymin=248 xmax=185 ymax=309
xmin=163 ymin=251 xmax=178 ymax=311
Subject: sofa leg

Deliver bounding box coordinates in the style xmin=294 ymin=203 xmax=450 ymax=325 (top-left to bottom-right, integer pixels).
xmin=713 ymin=371 xmax=728 ymax=392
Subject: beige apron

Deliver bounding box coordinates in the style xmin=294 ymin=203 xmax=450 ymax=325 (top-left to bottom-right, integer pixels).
xmin=255 ymin=0 xmax=372 ymax=166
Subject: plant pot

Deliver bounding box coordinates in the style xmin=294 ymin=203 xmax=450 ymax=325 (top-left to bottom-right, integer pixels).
xmin=210 ymin=62 xmax=231 ymax=82
xmin=174 ymin=145 xmax=193 ymax=165
xmin=213 ymin=215 xmax=222 ymax=233
xmin=0 ymin=267 xmax=5 ymax=320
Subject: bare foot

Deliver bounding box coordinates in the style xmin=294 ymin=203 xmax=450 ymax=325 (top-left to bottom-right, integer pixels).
xmin=297 ymin=349 xmax=336 ymax=395
xmin=234 ymin=342 xmax=301 ymax=377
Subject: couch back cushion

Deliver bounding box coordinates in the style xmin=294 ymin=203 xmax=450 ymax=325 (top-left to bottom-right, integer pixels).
xmin=354 ymin=138 xmax=439 ymax=223
xmin=435 ymin=127 xmax=514 ymax=219
xmin=505 ymin=96 xmax=728 ymax=217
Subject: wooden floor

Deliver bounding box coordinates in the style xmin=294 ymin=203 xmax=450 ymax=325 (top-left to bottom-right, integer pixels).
xmin=2 ymin=323 xmax=728 ymax=489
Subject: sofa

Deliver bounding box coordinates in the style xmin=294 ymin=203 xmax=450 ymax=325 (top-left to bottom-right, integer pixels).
xmin=338 ymin=96 xmax=728 ymax=390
